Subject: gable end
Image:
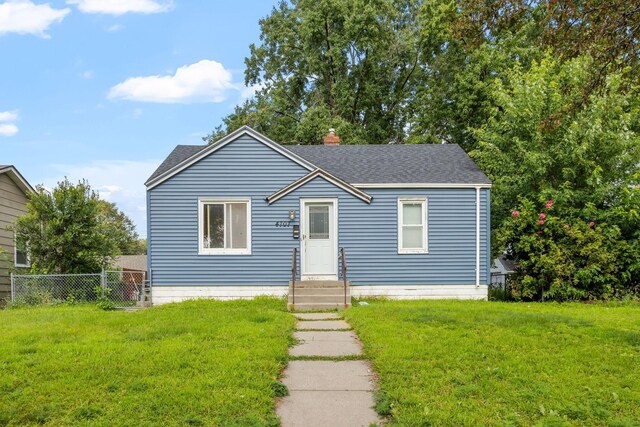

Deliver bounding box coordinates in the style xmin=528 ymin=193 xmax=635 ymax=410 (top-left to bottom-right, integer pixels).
xmin=145 ymin=126 xmax=316 ymax=190
xmin=0 ymin=166 xmax=34 ymax=195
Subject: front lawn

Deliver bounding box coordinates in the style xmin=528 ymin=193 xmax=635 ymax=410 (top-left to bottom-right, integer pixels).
xmin=345 ymin=300 xmax=640 ymax=426
xmin=0 ymin=298 xmax=295 ymax=426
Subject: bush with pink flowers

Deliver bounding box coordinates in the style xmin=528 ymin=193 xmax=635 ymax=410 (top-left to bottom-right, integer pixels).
xmin=498 ymin=198 xmax=633 ymax=301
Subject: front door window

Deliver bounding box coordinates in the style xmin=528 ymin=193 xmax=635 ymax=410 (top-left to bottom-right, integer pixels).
xmin=308 ymin=205 xmax=329 ymax=239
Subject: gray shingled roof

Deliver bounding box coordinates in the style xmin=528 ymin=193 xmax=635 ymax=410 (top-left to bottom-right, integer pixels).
xmin=148 ymin=145 xmax=204 ymax=182
xmin=147 ymin=142 xmax=490 ymax=185
xmin=287 ymin=144 xmax=490 ymax=184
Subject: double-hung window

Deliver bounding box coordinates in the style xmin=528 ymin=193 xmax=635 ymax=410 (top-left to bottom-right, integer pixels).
xmin=14 ymin=235 xmax=29 ymax=267
xmin=199 ymin=198 xmax=251 ymax=255
xmin=398 ymin=198 xmax=428 ymax=254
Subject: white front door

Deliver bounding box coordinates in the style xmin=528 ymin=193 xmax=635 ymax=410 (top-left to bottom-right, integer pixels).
xmin=301 ymin=200 xmax=337 ymax=279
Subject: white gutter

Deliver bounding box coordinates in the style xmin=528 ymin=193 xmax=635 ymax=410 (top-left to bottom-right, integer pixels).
xmin=476 ymin=186 xmax=481 ymax=287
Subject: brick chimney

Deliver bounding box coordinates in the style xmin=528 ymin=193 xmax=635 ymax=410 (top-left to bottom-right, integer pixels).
xmin=323 ymin=128 xmax=340 ymax=145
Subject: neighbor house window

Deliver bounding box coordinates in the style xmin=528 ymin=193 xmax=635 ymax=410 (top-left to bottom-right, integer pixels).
xmin=199 ymin=199 xmax=251 ymax=255
xmin=398 ymin=198 xmax=427 ymax=254
xmin=15 ymin=235 xmax=30 ymax=267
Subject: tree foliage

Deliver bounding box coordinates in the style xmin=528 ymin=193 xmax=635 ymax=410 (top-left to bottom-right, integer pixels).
xmin=209 ymin=0 xmax=428 ymax=145
xmin=473 ymin=56 xmax=640 ymax=232
xmin=473 ymin=56 xmax=640 ymax=298
xmin=14 ymin=179 xmax=140 ymax=274
xmin=97 ymin=200 xmax=143 ymax=255
xmin=208 ymin=0 xmax=638 ymax=149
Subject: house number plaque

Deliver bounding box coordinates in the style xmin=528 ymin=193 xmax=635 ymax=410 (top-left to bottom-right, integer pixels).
xmin=275 ymin=221 xmax=292 ymax=227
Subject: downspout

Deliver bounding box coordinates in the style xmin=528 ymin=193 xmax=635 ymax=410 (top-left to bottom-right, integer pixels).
xmin=476 ymin=186 xmax=481 ymax=287
xmin=146 ymin=190 xmax=152 ymax=303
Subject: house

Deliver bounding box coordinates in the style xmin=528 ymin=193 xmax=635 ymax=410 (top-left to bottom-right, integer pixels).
xmin=112 ymin=254 xmax=148 ymax=284
xmin=145 ymin=126 xmax=491 ymax=307
xmin=0 ymin=165 xmax=33 ymax=303
xmin=112 ymin=255 xmax=147 ymax=274
xmin=491 ymin=255 xmax=515 ymax=287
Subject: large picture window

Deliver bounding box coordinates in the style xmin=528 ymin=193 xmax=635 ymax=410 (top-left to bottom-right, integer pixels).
xmin=398 ymin=198 xmax=427 ymax=254
xmin=199 ymin=199 xmax=251 ymax=255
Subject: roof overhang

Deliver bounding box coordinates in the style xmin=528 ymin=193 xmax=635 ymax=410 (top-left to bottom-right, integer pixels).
xmin=145 ymin=126 xmax=316 ymax=190
xmin=0 ymin=165 xmax=34 ymax=194
xmin=495 ymin=257 xmax=515 ymax=274
xmin=266 ymin=169 xmax=373 ymax=204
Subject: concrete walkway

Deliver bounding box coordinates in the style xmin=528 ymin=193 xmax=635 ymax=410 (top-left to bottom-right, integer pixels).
xmin=277 ymin=312 xmax=380 ymax=427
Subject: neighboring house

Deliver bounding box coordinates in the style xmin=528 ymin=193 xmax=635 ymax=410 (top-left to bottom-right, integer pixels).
xmin=145 ymin=126 xmax=491 ymax=305
xmin=112 ymin=255 xmax=147 ymax=274
xmin=111 ymin=255 xmax=148 ymax=293
xmin=0 ymin=165 xmax=33 ymax=303
xmin=491 ymin=255 xmax=516 ymax=286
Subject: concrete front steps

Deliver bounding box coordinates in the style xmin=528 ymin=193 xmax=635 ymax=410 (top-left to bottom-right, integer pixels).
xmin=288 ymin=280 xmax=351 ymax=311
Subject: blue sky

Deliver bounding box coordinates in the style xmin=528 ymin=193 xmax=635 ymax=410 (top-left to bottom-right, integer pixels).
xmin=1 ymin=0 xmax=277 ymax=237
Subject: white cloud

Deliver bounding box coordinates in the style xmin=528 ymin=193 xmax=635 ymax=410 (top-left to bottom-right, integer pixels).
xmin=0 ymin=0 xmax=70 ymax=38
xmin=97 ymin=184 xmax=122 ymax=199
xmin=81 ymin=70 xmax=94 ymax=79
xmin=45 ymin=159 xmax=161 ymax=237
xmin=132 ymin=108 xmax=143 ymax=118
xmin=0 ymin=123 xmax=18 ymax=136
xmin=68 ymin=0 xmax=171 ymax=15
xmin=106 ymin=23 xmax=123 ymax=32
xmin=0 ymin=110 xmax=18 ymax=122
xmin=0 ymin=110 xmax=18 ymax=136
xmin=108 ymin=60 xmax=234 ymax=104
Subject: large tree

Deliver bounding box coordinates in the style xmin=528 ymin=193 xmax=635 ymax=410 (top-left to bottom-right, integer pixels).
xmin=14 ymin=179 xmax=140 ymax=274
xmin=472 ymin=55 xmax=640 ymax=235
xmin=415 ymin=0 xmax=640 ymax=150
xmin=472 ymin=55 xmax=640 ymax=298
xmin=208 ymin=0 xmax=639 ymax=150
xmin=208 ymin=0 xmax=429 ymax=145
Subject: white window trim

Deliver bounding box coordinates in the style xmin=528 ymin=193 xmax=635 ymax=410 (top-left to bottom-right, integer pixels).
xmin=14 ymin=233 xmax=30 ymax=268
xmin=398 ymin=197 xmax=428 ymax=254
xmin=198 ymin=198 xmax=252 ymax=255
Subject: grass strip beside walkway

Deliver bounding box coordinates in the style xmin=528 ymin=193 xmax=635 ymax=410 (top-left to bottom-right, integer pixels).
xmin=345 ymin=300 xmax=640 ymax=426
xmin=0 ymin=298 xmax=295 ymax=426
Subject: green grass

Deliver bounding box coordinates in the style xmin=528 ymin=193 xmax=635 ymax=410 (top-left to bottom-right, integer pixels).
xmin=345 ymin=300 xmax=640 ymax=426
xmin=0 ymin=298 xmax=295 ymax=426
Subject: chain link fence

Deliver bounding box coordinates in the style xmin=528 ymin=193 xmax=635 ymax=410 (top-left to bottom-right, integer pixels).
xmin=10 ymin=270 xmax=147 ymax=307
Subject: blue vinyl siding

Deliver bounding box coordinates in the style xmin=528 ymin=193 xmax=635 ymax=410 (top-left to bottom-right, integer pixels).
xmin=284 ymin=179 xmax=482 ymax=285
xmin=148 ymin=134 xmax=490 ymax=286
xmin=479 ymin=188 xmax=488 ymax=284
xmin=148 ymin=135 xmax=309 ymax=285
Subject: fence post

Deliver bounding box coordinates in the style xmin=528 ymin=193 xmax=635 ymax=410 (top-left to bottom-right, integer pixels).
xmin=140 ymin=271 xmax=146 ymax=304
xmin=10 ymin=273 xmax=14 ymax=303
xmin=101 ymin=269 xmax=106 ymax=292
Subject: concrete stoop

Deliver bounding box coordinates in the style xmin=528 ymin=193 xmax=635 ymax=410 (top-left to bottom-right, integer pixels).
xmin=288 ymin=280 xmax=351 ymax=311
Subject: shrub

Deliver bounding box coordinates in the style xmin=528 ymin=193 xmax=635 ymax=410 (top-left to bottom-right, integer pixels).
xmin=95 ymin=286 xmax=115 ymax=311
xmin=11 ymin=281 xmax=56 ymax=306
xmin=501 ymin=198 xmax=626 ymax=301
